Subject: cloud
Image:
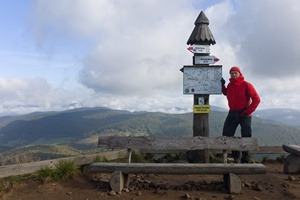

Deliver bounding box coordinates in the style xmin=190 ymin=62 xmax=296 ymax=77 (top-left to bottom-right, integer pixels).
xmin=222 ymin=0 xmax=300 ymax=78
xmin=29 ymin=0 xmax=202 ymax=97
xmin=0 ymin=77 xmax=87 ymax=115
xmin=12 ymin=0 xmax=300 ymax=115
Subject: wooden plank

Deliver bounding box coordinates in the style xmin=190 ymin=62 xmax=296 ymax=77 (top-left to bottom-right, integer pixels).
xmin=0 ymin=150 xmax=127 ymax=178
xmin=253 ymin=146 xmax=288 ymax=154
xmin=98 ymin=136 xmax=259 ymax=151
xmin=89 ymin=162 xmax=266 ymax=174
xmin=282 ymin=145 xmax=300 ymax=157
xmin=139 ymin=146 xmax=288 ymax=154
xmin=0 ymin=145 xmax=284 ymax=179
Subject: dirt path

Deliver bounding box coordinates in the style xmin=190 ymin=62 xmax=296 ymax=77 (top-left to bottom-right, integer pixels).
xmin=1 ymin=162 xmax=300 ymax=200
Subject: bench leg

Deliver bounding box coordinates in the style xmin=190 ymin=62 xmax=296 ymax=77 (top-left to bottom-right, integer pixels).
xmin=124 ymin=174 xmax=131 ymax=188
xmin=110 ymin=171 xmax=125 ymax=192
xmin=223 ymin=173 xmax=241 ymax=194
xmin=284 ymin=154 xmax=300 ymax=173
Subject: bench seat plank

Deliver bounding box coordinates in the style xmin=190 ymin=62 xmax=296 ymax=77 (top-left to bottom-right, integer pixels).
xmin=89 ymin=162 xmax=266 ymax=174
xmin=98 ymin=136 xmax=259 ymax=151
xmin=282 ymin=145 xmax=300 ymax=157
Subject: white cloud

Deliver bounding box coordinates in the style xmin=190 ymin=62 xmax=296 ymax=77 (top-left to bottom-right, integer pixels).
xmin=0 ymin=77 xmax=90 ymax=115
xmin=1 ymin=0 xmax=300 ymax=116
xmin=224 ymin=0 xmax=300 ymax=77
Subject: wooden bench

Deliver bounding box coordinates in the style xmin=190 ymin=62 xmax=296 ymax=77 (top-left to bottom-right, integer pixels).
xmin=89 ymin=136 xmax=266 ymax=194
xmin=282 ymin=144 xmax=300 ymax=173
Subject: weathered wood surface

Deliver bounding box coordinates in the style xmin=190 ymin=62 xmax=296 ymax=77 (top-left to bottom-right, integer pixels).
xmin=254 ymin=146 xmax=287 ymax=154
xmin=98 ymin=136 xmax=259 ymax=151
xmin=282 ymin=145 xmax=300 ymax=173
xmin=227 ymin=173 xmax=241 ymax=194
xmin=284 ymin=154 xmax=300 ymax=173
xmin=282 ymin=145 xmax=300 ymax=157
xmin=89 ymin=162 xmax=267 ymax=174
xmin=0 ymin=145 xmax=284 ymax=179
xmin=138 ymin=146 xmax=288 ymax=154
xmin=0 ymin=150 xmax=127 ymax=178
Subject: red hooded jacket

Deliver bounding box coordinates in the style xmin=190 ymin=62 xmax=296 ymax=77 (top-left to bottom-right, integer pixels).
xmin=222 ymin=75 xmax=260 ymax=116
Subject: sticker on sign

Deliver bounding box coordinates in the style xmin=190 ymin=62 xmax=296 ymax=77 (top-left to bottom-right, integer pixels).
xmin=187 ymin=45 xmax=210 ymax=54
xmin=193 ymin=105 xmax=210 ymax=113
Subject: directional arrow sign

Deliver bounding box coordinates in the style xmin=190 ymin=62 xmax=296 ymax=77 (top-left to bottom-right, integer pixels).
xmin=194 ymin=55 xmax=219 ymax=64
xmin=187 ymin=45 xmax=210 ymax=54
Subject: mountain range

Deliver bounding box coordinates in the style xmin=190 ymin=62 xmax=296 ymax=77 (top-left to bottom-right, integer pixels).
xmin=0 ymin=106 xmax=300 ymax=165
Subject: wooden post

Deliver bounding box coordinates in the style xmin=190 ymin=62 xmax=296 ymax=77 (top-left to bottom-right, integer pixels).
xmin=193 ymin=94 xmax=210 ymax=163
xmin=186 ymin=11 xmax=216 ymax=163
xmin=192 ymin=50 xmax=210 ymax=163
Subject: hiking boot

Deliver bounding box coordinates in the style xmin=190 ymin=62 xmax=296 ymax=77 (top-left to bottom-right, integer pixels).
xmin=241 ymin=157 xmax=249 ymax=163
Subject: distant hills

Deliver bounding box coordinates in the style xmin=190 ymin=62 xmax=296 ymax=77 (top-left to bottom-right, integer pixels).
xmin=0 ymin=106 xmax=300 ymax=165
xmin=254 ymin=108 xmax=300 ymax=127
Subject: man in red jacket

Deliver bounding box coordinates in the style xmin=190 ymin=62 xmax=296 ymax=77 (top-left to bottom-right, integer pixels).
xmin=221 ymin=66 xmax=260 ymax=163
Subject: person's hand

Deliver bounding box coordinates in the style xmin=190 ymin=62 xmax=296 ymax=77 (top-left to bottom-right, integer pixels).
xmin=243 ymin=112 xmax=248 ymax=117
xmin=221 ymin=78 xmax=225 ymax=85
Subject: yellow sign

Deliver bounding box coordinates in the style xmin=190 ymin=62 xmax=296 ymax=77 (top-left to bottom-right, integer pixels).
xmin=193 ymin=105 xmax=210 ymax=113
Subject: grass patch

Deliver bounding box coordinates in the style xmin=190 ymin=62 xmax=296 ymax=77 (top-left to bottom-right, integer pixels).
xmin=36 ymin=160 xmax=80 ymax=183
xmin=52 ymin=160 xmax=80 ymax=181
xmin=0 ymin=160 xmax=80 ymax=193
xmin=0 ymin=173 xmax=37 ymax=193
xmin=131 ymin=150 xmax=145 ymax=163
xmin=262 ymin=154 xmax=286 ymax=164
xmin=36 ymin=166 xmax=54 ymax=183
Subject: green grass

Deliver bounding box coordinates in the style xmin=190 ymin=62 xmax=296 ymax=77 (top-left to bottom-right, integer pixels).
xmin=0 ymin=160 xmax=81 ymax=193
xmin=36 ymin=160 xmax=80 ymax=183
xmin=0 ymin=173 xmax=37 ymax=193
xmin=0 ymin=176 xmax=20 ymax=193
xmin=131 ymin=150 xmax=145 ymax=163
xmin=36 ymin=166 xmax=53 ymax=183
xmin=52 ymin=160 xmax=80 ymax=181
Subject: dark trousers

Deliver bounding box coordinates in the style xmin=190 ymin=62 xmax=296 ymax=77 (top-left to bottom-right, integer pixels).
xmin=222 ymin=111 xmax=252 ymax=162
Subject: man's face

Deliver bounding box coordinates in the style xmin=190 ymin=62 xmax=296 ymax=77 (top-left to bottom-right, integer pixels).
xmin=230 ymin=71 xmax=240 ymax=78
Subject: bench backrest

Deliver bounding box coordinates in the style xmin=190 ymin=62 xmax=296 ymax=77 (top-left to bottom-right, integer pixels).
xmin=98 ymin=136 xmax=259 ymax=151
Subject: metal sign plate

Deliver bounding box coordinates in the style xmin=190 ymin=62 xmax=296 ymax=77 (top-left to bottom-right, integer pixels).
xmin=183 ymin=65 xmax=222 ymax=94
xmin=187 ymin=45 xmax=210 ymax=54
xmin=194 ymin=55 xmax=219 ymax=64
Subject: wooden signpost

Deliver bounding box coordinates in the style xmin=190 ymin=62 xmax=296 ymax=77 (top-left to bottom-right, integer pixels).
xmin=183 ymin=11 xmax=222 ymax=163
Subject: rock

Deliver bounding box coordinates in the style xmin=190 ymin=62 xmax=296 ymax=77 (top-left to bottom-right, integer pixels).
xmin=281 ymin=182 xmax=289 ymax=188
xmin=149 ymin=182 xmax=157 ymax=188
xmin=252 ymin=183 xmax=263 ymax=191
xmin=136 ymin=191 xmax=142 ymax=196
xmin=185 ymin=193 xmax=191 ymax=199
xmin=288 ymin=176 xmax=297 ymax=181
xmin=243 ymin=181 xmax=252 ymax=187
xmin=108 ymin=191 xmax=117 ymax=196
xmin=129 ymin=186 xmax=135 ymax=191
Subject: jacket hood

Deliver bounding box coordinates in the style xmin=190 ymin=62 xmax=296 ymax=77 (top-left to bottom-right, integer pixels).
xmin=229 ymin=74 xmax=244 ymax=86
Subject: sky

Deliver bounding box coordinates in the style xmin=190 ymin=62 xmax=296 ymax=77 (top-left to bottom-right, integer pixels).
xmin=1 ymin=0 xmax=300 ymax=116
